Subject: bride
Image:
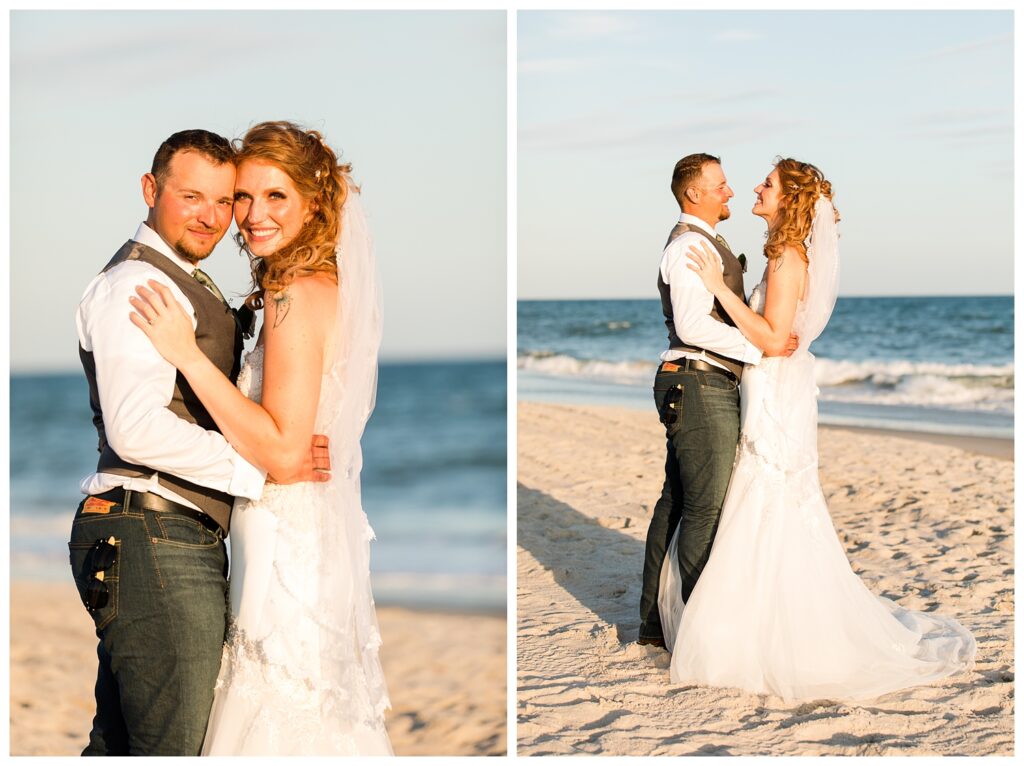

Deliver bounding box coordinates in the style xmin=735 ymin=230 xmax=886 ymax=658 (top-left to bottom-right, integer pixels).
xmin=658 ymin=158 xmax=976 ymax=702
xmin=129 ymin=121 xmax=391 ymax=753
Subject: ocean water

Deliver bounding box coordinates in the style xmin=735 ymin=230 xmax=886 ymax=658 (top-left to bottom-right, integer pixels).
xmin=519 ymin=296 xmax=1013 ymax=439
xmin=10 ymin=360 xmax=506 ymax=612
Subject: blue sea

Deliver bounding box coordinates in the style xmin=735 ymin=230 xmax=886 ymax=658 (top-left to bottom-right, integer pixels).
xmin=519 ymin=296 xmax=1013 ymax=439
xmin=10 ymin=360 xmax=506 ymax=613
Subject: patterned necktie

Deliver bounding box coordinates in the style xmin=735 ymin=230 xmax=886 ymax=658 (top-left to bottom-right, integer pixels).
xmin=192 ymin=267 xmax=255 ymax=338
xmin=191 ymin=268 xmax=227 ymax=305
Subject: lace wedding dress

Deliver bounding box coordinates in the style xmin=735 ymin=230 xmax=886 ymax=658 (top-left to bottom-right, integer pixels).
xmin=201 ymin=347 xmax=391 ymax=755
xmin=658 ymin=199 xmax=975 ymax=702
xmin=202 ymin=194 xmax=391 ymax=754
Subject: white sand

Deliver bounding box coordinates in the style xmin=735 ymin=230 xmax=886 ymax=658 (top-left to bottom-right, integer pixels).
xmin=10 ymin=581 xmax=506 ymax=756
xmin=517 ymin=401 xmax=1013 ymax=756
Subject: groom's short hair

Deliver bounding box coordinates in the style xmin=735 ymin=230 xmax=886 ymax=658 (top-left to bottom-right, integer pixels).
xmin=671 ymin=153 xmax=720 ymax=208
xmin=151 ymin=129 xmax=235 ymax=188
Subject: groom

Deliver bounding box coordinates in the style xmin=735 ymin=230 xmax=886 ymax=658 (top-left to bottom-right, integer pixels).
xmin=637 ymin=153 xmax=793 ymax=648
xmin=71 ymin=129 xmax=328 ymax=755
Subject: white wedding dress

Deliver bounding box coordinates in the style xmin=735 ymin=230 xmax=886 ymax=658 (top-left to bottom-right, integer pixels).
xmin=202 ymin=194 xmax=392 ymax=754
xmin=201 ymin=348 xmax=391 ymax=755
xmin=658 ymin=199 xmax=975 ymax=702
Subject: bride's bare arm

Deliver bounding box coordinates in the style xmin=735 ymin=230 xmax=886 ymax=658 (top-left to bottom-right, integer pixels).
xmin=687 ymin=240 xmax=805 ymax=355
xmin=129 ymin=275 xmax=336 ymax=481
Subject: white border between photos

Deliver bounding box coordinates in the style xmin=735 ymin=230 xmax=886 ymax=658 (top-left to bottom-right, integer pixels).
xmin=506 ymin=6 xmax=519 ymax=757
xmin=0 ymin=6 xmax=10 ymax=758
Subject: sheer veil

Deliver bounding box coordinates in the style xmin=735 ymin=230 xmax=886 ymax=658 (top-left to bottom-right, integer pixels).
xmin=315 ymin=190 xmax=390 ymax=728
xmin=794 ymin=195 xmax=840 ymax=347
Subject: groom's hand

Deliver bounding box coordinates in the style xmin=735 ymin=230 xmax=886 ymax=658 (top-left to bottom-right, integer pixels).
xmin=784 ymin=333 xmax=800 ymax=356
xmin=266 ymin=434 xmax=332 ymax=484
xmin=764 ymin=332 xmax=800 ymax=357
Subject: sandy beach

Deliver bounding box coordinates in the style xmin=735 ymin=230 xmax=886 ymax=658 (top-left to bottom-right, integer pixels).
xmin=517 ymin=401 xmax=1013 ymax=756
xmin=10 ymin=581 xmax=506 ymax=756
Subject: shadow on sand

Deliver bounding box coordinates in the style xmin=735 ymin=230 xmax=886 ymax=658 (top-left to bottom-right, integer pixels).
xmin=517 ymin=482 xmax=650 ymax=644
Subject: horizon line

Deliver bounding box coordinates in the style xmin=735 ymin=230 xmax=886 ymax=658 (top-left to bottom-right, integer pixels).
xmin=518 ymin=293 xmax=1014 ymax=302
xmin=11 ymin=354 xmax=507 ymax=377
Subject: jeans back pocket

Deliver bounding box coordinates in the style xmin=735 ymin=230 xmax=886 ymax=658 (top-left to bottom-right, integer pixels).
xmin=68 ymin=537 xmax=120 ymax=631
xmin=657 ymin=383 xmax=684 ymax=434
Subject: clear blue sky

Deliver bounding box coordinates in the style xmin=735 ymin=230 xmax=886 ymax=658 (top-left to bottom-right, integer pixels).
xmin=518 ymin=10 xmax=1013 ymax=299
xmin=11 ymin=10 xmax=506 ymax=372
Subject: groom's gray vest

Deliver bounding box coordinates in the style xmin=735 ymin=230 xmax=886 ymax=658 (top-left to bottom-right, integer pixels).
xmin=658 ymin=223 xmax=747 ymax=380
xmin=80 ymin=241 xmax=243 ymax=532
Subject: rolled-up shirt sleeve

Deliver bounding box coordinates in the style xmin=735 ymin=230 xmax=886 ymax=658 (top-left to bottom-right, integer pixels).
xmin=661 ymin=232 xmax=763 ymax=364
xmin=76 ymin=261 xmax=265 ymax=499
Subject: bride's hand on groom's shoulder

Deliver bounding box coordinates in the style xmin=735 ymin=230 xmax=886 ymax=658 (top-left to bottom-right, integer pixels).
xmin=685 ymin=241 xmax=726 ymax=295
xmin=128 ymin=280 xmax=202 ymax=371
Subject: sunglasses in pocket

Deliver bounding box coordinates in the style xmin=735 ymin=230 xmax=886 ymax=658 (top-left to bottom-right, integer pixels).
xmin=659 ymin=384 xmax=683 ymax=427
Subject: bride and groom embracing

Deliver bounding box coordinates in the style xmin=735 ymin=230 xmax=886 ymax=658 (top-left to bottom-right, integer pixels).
xmin=639 ymin=153 xmax=976 ymax=701
xmin=70 ymin=124 xmax=391 ymax=755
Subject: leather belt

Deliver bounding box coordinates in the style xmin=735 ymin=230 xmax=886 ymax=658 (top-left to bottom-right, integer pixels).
xmin=94 ymin=487 xmax=226 ymax=539
xmin=659 ymin=358 xmax=738 ymax=383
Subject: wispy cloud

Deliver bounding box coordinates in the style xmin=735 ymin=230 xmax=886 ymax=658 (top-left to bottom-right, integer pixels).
xmin=550 ymin=86 xmax=778 ymax=120
xmin=909 ymin=32 xmax=1012 ymax=62
xmin=521 ymin=112 xmax=803 ymax=153
xmin=986 ymin=157 xmax=1012 ymax=181
xmin=518 ymin=56 xmax=595 ymax=76
xmin=520 ymin=83 xmax=791 ymax=152
xmin=714 ymin=29 xmax=763 ymax=43
xmin=11 ymin=14 xmax=286 ymax=96
xmin=549 ymin=12 xmax=641 ymax=41
xmin=691 ymin=87 xmax=777 ymax=106
xmin=901 ymin=107 xmax=1012 ymax=146
xmin=909 ymin=107 xmax=1008 ymax=125
xmin=908 ymin=122 xmax=1012 ymax=142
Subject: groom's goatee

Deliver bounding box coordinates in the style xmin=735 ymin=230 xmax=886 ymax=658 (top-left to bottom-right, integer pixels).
xmin=175 ymin=232 xmax=221 ymax=261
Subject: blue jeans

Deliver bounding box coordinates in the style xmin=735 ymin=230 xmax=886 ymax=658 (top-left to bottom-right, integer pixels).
xmin=68 ymin=492 xmax=228 ymax=755
xmin=639 ymin=367 xmax=740 ymax=642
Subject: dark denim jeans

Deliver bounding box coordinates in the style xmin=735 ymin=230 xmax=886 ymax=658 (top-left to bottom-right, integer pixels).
xmin=639 ymin=367 xmax=740 ymax=642
xmin=68 ymin=492 xmax=228 ymax=755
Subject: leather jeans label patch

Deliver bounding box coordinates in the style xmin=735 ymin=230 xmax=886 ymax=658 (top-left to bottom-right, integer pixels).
xmin=83 ymin=497 xmax=116 ymax=514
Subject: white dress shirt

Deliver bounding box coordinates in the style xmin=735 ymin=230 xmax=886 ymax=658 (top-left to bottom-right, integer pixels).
xmin=659 ymin=213 xmax=763 ymax=369
xmin=77 ymin=222 xmax=265 ymax=508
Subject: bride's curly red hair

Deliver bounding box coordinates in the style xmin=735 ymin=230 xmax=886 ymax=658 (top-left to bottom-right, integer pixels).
xmin=764 ymin=157 xmax=838 ymax=263
xmin=234 ymin=121 xmax=355 ymax=308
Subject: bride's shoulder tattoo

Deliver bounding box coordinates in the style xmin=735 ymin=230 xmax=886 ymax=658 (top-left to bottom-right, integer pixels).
xmin=773 ymin=255 xmax=785 ymax=272
xmin=272 ymin=289 xmax=292 ymax=328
